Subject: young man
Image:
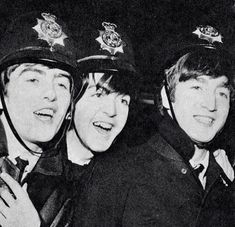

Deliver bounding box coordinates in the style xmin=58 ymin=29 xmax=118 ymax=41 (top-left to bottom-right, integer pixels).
xmin=66 ymin=72 xmax=133 ymax=165
xmin=65 ymin=20 xmax=138 ymax=165
xmin=0 ymin=12 xmax=82 ymax=227
xmin=61 ymin=21 xmax=139 ymax=226
xmin=121 ymin=25 xmax=235 ymax=227
xmin=74 ymin=26 xmax=235 ymax=227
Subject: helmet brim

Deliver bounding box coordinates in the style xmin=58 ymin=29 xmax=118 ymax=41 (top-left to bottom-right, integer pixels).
xmin=0 ymin=47 xmax=82 ymax=98
xmin=77 ymin=58 xmax=137 ymax=75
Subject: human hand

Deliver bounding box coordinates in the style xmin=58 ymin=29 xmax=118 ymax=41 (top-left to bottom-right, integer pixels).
xmin=0 ymin=172 xmax=41 ymax=227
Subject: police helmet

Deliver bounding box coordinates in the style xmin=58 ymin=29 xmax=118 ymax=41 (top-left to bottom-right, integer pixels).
xmin=0 ymin=11 xmax=83 ymax=155
xmin=163 ymin=25 xmax=235 ymax=85
xmin=73 ymin=20 xmax=140 ymax=102
xmin=0 ymin=11 xmax=82 ymax=95
xmin=76 ymin=21 xmax=137 ymax=75
xmin=160 ymin=25 xmax=235 ymax=123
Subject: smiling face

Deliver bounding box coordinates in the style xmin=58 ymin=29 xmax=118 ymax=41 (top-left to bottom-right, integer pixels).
xmin=171 ymin=75 xmax=230 ymax=143
xmin=3 ymin=63 xmax=71 ymax=147
xmin=73 ymin=73 xmax=130 ymax=153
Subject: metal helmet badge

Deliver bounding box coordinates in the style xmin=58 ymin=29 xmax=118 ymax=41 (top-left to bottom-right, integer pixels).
xmin=33 ymin=13 xmax=68 ymax=51
xmin=96 ymin=22 xmax=125 ymax=55
xmin=192 ymin=25 xmax=223 ymax=44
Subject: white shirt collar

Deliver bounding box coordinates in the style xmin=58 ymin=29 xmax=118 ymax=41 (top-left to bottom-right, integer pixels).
xmin=189 ymin=145 xmax=210 ymax=189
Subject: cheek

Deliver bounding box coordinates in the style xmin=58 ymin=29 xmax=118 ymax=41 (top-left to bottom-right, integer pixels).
xmin=6 ymin=90 xmax=31 ymax=111
xmin=218 ymin=101 xmax=230 ymax=120
xmin=116 ymin=106 xmax=129 ymax=130
xmin=73 ymin=105 xmax=91 ymax=132
xmin=57 ymin=93 xmax=71 ymax=113
xmin=173 ymin=99 xmax=189 ymax=116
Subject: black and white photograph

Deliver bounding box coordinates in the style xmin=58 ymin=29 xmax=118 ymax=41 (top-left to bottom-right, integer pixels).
xmin=0 ymin=0 xmax=234 ymax=226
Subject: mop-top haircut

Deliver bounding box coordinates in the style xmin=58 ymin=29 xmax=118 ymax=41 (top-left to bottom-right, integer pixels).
xmin=164 ymin=48 xmax=235 ymax=102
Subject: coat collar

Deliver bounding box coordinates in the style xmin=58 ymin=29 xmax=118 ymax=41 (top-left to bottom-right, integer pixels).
xmin=30 ymin=140 xmax=66 ymax=176
xmin=160 ymin=113 xmax=195 ymax=162
xmin=149 ymin=113 xmax=195 ymax=163
xmin=0 ymin=118 xmax=64 ymax=176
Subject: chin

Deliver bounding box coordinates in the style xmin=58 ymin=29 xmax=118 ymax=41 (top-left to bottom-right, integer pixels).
xmin=90 ymin=143 xmax=112 ymax=153
xmin=192 ymin=136 xmax=215 ymax=144
xmin=36 ymin=133 xmax=56 ymax=143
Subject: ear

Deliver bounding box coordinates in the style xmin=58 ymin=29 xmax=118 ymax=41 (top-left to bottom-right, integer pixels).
xmin=160 ymin=86 xmax=170 ymax=109
xmin=65 ymin=111 xmax=72 ymax=120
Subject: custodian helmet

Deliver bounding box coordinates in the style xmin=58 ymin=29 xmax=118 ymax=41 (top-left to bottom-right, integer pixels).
xmin=0 ymin=11 xmax=82 ymax=93
xmin=0 ymin=11 xmax=83 ymax=155
xmin=163 ymin=25 xmax=235 ymax=84
xmin=76 ymin=21 xmax=137 ymax=76
xmin=73 ymin=20 xmax=141 ymax=102
xmin=160 ymin=25 xmax=235 ymax=122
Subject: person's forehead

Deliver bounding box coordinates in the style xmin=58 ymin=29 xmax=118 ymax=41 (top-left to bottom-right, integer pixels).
xmin=186 ymin=75 xmax=229 ymax=86
xmin=12 ymin=63 xmax=71 ymax=78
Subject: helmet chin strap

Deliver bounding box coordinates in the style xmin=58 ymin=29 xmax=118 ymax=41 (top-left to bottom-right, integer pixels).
xmin=164 ymin=80 xmax=178 ymax=124
xmin=0 ymin=88 xmax=73 ymax=157
xmin=0 ymin=90 xmax=42 ymax=155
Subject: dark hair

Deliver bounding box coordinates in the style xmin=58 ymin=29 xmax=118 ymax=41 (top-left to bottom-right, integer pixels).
xmin=76 ymin=70 xmax=139 ymax=102
xmin=0 ymin=64 xmax=20 ymax=94
xmin=164 ymin=48 xmax=235 ymax=102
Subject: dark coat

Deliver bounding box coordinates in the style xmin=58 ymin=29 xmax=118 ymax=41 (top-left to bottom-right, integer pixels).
xmin=0 ymin=119 xmax=84 ymax=227
xmin=72 ymin=114 xmax=234 ymax=227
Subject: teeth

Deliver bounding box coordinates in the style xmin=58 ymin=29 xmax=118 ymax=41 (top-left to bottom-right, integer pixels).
xmin=194 ymin=116 xmax=213 ymax=125
xmin=34 ymin=109 xmax=54 ymax=118
xmin=93 ymin=122 xmax=112 ymax=130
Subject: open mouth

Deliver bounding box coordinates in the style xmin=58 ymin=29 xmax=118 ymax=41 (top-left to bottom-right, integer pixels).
xmin=93 ymin=121 xmax=113 ymax=133
xmin=34 ymin=108 xmax=55 ymax=121
xmin=194 ymin=115 xmax=214 ymax=126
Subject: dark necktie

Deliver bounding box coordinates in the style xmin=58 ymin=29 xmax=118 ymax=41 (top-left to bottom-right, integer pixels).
xmin=193 ymin=164 xmax=204 ymax=178
xmin=15 ymin=156 xmax=29 ymax=181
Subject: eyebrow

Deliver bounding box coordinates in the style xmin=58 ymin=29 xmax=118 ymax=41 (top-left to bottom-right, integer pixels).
xmin=87 ymin=83 xmax=114 ymax=94
xmin=54 ymin=73 xmax=71 ymax=80
xmin=218 ymin=81 xmax=229 ymax=88
xmin=193 ymin=77 xmax=229 ymax=88
xmin=19 ymin=67 xmax=44 ymax=76
xmin=19 ymin=67 xmax=71 ymax=80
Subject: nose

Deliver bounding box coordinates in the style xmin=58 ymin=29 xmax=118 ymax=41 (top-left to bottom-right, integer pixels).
xmin=201 ymin=92 xmax=217 ymax=112
xmin=43 ymin=83 xmax=57 ymax=102
xmin=102 ymin=94 xmax=117 ymax=117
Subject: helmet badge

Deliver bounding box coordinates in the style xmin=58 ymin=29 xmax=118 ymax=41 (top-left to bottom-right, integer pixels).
xmin=96 ymin=22 xmax=125 ymax=55
xmin=192 ymin=25 xmax=223 ymax=44
xmin=33 ymin=13 xmax=68 ymax=51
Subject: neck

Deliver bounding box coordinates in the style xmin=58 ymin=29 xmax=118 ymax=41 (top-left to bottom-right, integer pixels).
xmin=192 ymin=145 xmax=208 ymax=162
xmin=66 ymin=129 xmax=93 ymax=165
xmin=1 ymin=114 xmax=42 ymax=159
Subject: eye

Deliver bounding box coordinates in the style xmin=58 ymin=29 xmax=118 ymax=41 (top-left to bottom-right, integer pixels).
xmin=57 ymin=82 xmax=69 ymax=90
xmin=121 ymin=99 xmax=129 ymax=106
xmin=121 ymin=95 xmax=130 ymax=106
xmin=216 ymin=87 xmax=230 ymax=99
xmin=21 ymin=70 xmax=41 ymax=83
xmin=191 ymin=86 xmax=201 ymax=90
xmin=27 ymin=78 xmax=39 ymax=83
xmin=55 ymin=77 xmax=70 ymax=90
xmin=218 ymin=90 xmax=230 ymax=99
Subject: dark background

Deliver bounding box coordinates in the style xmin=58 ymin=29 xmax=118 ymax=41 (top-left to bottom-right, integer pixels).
xmin=1 ymin=0 xmax=235 ymax=90
xmin=1 ymin=0 xmax=235 ymax=145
